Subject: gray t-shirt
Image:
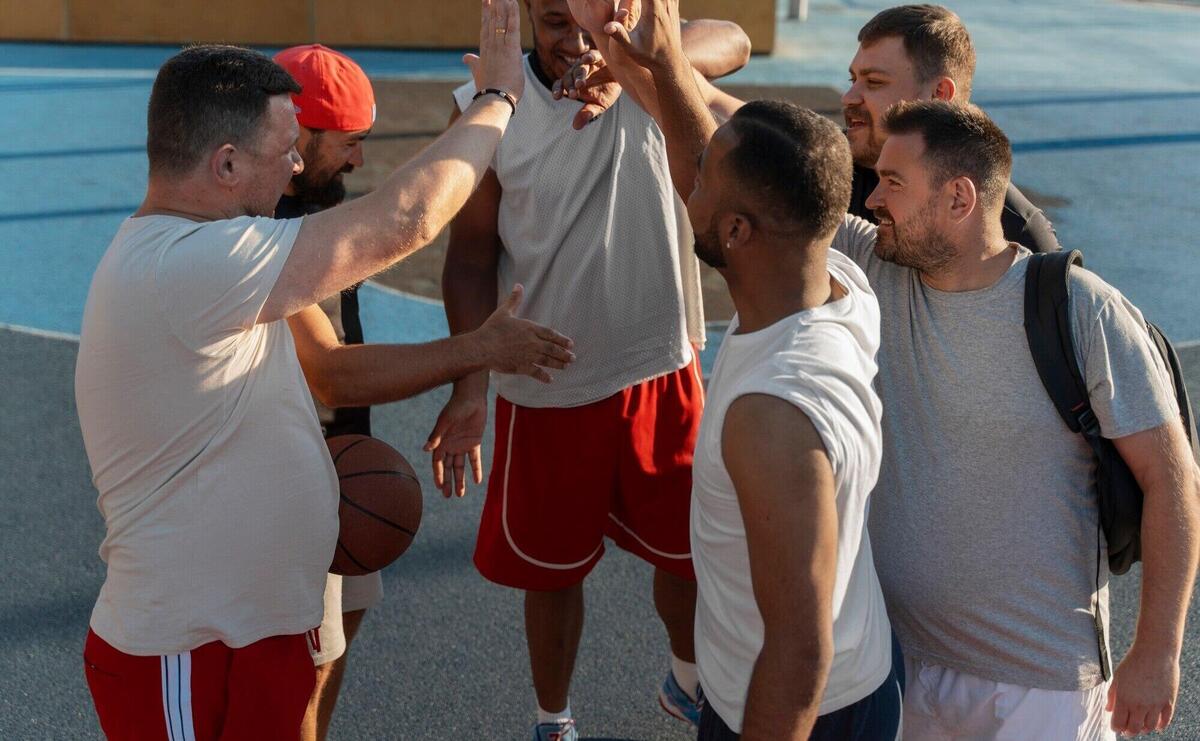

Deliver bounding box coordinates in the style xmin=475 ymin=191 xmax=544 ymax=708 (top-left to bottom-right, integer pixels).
xmin=833 ymin=215 xmax=1178 ymax=690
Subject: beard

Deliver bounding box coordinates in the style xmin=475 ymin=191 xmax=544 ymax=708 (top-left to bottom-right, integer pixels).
xmin=873 ymin=200 xmax=956 ymax=274
xmin=843 ymin=104 xmax=884 ymax=168
xmin=693 ymin=217 xmax=726 ymax=269
xmin=290 ymin=166 xmax=348 ymax=210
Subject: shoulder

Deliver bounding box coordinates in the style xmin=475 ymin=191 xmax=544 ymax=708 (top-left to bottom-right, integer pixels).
xmin=1065 ymin=262 xmax=1133 ymax=327
xmin=831 ymin=214 xmax=878 ymax=264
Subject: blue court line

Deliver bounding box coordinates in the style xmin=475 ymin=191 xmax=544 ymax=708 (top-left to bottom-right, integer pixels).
xmin=0 ymin=205 xmax=139 ymax=223
xmin=0 ymin=145 xmax=143 ymax=161
xmin=976 ymin=90 xmax=1200 ymax=109
xmin=0 ymin=79 xmax=151 ymax=94
xmin=1012 ymin=132 xmax=1200 ymax=153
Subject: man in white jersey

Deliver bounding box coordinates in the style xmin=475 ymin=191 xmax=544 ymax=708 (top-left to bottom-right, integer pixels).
xmin=72 ymin=4 xmax=572 ymax=738
xmin=427 ymin=1 xmax=748 ymax=737
xmin=577 ymin=3 xmax=902 ymax=738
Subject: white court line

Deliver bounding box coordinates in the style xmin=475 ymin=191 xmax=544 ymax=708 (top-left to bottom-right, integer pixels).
xmin=363 ymin=280 xmax=446 ymax=306
xmin=0 ymin=322 xmax=80 ymax=342
xmin=0 ymin=67 xmax=157 ymax=79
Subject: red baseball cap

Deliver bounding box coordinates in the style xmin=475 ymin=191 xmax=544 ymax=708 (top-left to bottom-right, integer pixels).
xmin=274 ymin=44 xmax=376 ymax=132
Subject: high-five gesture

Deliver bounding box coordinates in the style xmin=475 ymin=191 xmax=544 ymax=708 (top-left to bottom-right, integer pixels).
xmin=475 ymin=284 xmax=575 ymax=383
xmin=602 ymin=0 xmax=684 ymax=71
xmin=464 ymin=0 xmax=525 ymax=105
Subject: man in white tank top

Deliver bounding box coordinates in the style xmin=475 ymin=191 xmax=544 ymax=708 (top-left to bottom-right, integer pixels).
xmin=574 ymin=4 xmax=903 ymax=738
xmin=429 ymin=2 xmax=749 ymax=738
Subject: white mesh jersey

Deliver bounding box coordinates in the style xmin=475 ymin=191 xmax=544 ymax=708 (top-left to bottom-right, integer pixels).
xmin=454 ymin=57 xmax=694 ymax=408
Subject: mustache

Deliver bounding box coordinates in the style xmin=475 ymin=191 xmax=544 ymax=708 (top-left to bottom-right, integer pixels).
xmin=843 ymin=103 xmax=871 ymax=123
xmin=874 ymin=207 xmax=893 ymax=222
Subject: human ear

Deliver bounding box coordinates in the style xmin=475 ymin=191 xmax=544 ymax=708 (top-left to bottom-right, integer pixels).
xmin=932 ymin=77 xmax=957 ymax=102
xmin=722 ymin=213 xmax=753 ymax=250
xmin=211 ymin=144 xmax=240 ymax=189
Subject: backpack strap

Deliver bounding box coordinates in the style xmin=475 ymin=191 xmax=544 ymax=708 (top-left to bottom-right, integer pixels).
xmin=1023 ymin=250 xmax=1100 ymax=436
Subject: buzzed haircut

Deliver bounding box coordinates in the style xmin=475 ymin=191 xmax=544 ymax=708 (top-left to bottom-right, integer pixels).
xmin=146 ymin=45 xmax=300 ymax=175
xmin=724 ymin=100 xmax=853 ymax=243
xmin=883 ymin=100 xmax=1012 ymax=209
xmin=858 ymin=5 xmax=976 ymax=99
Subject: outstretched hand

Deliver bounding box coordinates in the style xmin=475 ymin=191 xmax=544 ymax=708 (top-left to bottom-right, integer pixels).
xmin=552 ymin=51 xmax=623 ymax=129
xmin=476 ymin=285 xmax=575 ymax=383
xmin=425 ymin=391 xmax=488 ymax=498
xmin=464 ymin=0 xmax=525 ymax=106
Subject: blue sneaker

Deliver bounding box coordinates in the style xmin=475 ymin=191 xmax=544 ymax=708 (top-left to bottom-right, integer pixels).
xmin=531 ymin=719 xmax=577 ymax=741
xmin=658 ymin=670 xmax=704 ymax=726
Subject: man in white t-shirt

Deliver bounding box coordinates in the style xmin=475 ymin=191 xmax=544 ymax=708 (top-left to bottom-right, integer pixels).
xmin=73 ymin=5 xmax=574 ymax=738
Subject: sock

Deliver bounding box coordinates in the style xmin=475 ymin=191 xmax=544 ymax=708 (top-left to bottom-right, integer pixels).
xmin=671 ymin=654 xmax=700 ymax=701
xmin=537 ymin=701 xmax=572 ymax=725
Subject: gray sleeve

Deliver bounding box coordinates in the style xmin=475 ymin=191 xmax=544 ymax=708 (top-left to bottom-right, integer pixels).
xmin=831 ymin=214 xmax=878 ymax=269
xmin=1070 ymin=271 xmax=1178 ymax=439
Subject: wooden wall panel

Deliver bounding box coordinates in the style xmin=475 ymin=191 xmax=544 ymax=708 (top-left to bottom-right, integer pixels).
xmin=0 ymin=0 xmax=775 ymax=52
xmin=0 ymin=0 xmax=65 ymax=40
xmin=68 ymin=0 xmax=311 ymax=45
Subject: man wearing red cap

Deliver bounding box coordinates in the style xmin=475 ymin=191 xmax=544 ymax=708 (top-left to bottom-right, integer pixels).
xmin=271 ymin=44 xmax=573 ymax=741
xmin=74 ymin=2 xmax=576 ymax=738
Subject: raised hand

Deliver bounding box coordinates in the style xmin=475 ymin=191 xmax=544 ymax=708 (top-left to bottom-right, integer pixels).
xmin=475 ymin=284 xmax=574 ymax=383
xmin=552 ymin=51 xmax=623 ymax=129
xmin=565 ymin=0 xmax=636 ymax=36
xmin=464 ymin=0 xmax=525 ymax=105
xmin=603 ymin=0 xmax=683 ymax=71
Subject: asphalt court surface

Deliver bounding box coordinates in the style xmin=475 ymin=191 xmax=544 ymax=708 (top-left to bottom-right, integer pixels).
xmin=3 ymin=0 xmax=1200 ymax=738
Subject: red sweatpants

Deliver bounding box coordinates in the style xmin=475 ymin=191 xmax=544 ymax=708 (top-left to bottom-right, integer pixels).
xmin=84 ymin=628 xmax=316 ymax=741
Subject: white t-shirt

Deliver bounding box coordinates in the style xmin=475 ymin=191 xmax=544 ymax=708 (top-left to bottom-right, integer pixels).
xmin=453 ymin=57 xmax=693 ymax=407
xmin=691 ymin=249 xmax=893 ymax=730
xmin=75 ymin=215 xmax=339 ymax=656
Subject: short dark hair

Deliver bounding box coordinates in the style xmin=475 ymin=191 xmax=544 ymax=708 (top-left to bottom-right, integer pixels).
xmin=882 ymin=100 xmax=1012 ymax=208
xmin=858 ymin=5 xmax=975 ymax=99
xmin=147 ymin=45 xmax=300 ymax=175
xmin=724 ymin=100 xmax=852 ymax=243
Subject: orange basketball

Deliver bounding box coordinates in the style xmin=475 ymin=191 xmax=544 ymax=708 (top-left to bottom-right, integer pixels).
xmin=325 ymin=435 xmax=423 ymax=576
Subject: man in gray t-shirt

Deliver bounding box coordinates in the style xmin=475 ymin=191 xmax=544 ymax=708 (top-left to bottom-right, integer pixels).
xmin=834 ymin=100 xmax=1198 ymax=739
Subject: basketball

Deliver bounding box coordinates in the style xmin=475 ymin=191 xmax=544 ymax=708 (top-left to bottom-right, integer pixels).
xmin=326 ymin=434 xmax=423 ymax=576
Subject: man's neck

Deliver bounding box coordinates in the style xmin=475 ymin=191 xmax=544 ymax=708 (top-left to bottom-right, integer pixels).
xmin=725 ymin=245 xmax=836 ymax=334
xmin=920 ymin=230 xmax=1017 ymax=292
xmin=529 ymin=49 xmax=554 ymax=92
xmin=136 ymin=178 xmax=241 ymax=222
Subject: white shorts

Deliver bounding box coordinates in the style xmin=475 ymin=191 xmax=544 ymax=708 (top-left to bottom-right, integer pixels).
xmin=309 ymin=571 xmax=384 ymax=666
xmin=902 ymin=656 xmax=1114 ymax=741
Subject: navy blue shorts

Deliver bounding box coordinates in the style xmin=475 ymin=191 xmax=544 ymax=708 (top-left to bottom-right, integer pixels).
xmin=698 ymin=633 xmax=904 ymax=741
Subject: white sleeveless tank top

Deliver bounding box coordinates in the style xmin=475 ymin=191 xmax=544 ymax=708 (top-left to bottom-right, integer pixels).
xmin=454 ymin=56 xmax=695 ymax=407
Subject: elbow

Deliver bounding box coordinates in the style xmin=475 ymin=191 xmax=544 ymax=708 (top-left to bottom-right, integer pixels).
xmin=308 ymin=376 xmax=345 ymax=409
xmin=730 ymin=27 xmax=752 ymax=72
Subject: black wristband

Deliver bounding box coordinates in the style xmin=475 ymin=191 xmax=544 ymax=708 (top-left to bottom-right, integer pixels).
xmin=472 ymin=88 xmax=518 ymax=115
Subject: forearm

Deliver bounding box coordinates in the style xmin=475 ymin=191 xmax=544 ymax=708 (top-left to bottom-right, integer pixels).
xmin=649 ymin=55 xmax=719 ymax=196
xmin=740 ymin=636 xmax=831 ymax=740
xmin=1133 ymin=468 xmax=1200 ymax=656
xmin=680 ymin=19 xmax=751 ymax=80
xmin=443 ymin=263 xmax=498 ymax=398
xmin=313 ymin=334 xmax=486 ymax=407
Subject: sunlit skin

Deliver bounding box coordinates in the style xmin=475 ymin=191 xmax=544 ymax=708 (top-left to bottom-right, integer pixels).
xmin=526 ymin=0 xmax=596 ymax=83
xmin=285 ymin=126 xmax=371 ymax=208
xmin=864 ymin=132 xmax=957 ymax=272
xmin=685 ymin=124 xmax=738 ymax=270
xmin=842 ymin=36 xmax=951 ymax=168
xmin=244 ymin=95 xmax=305 ymax=217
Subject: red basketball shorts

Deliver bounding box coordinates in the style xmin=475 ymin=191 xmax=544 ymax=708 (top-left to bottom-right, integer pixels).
xmin=475 ymin=357 xmax=704 ymax=591
xmin=83 ymin=628 xmax=316 ymax=740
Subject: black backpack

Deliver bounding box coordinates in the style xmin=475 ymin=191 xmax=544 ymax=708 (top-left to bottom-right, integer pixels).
xmin=1024 ymin=250 xmax=1199 ymax=575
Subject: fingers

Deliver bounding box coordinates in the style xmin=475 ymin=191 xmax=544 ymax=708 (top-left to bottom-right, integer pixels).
xmin=463 ymin=53 xmax=481 ymax=78
xmin=453 ymin=453 xmax=467 ymax=497
xmin=572 ymin=106 xmax=597 ymax=130
xmin=1158 ymin=702 xmax=1175 ymax=730
xmin=540 ymin=340 xmax=575 ymax=365
xmin=614 ymin=0 xmax=635 ymax=24
xmin=501 ymin=283 xmax=524 ymax=313
xmin=605 ymin=20 xmax=633 ymax=50
xmin=530 ymin=366 xmax=554 ymax=383
xmin=1111 ymin=700 xmax=1130 ymax=736
xmin=536 ymin=326 xmax=574 ymax=350
xmin=470 ymin=447 xmax=484 ymax=485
